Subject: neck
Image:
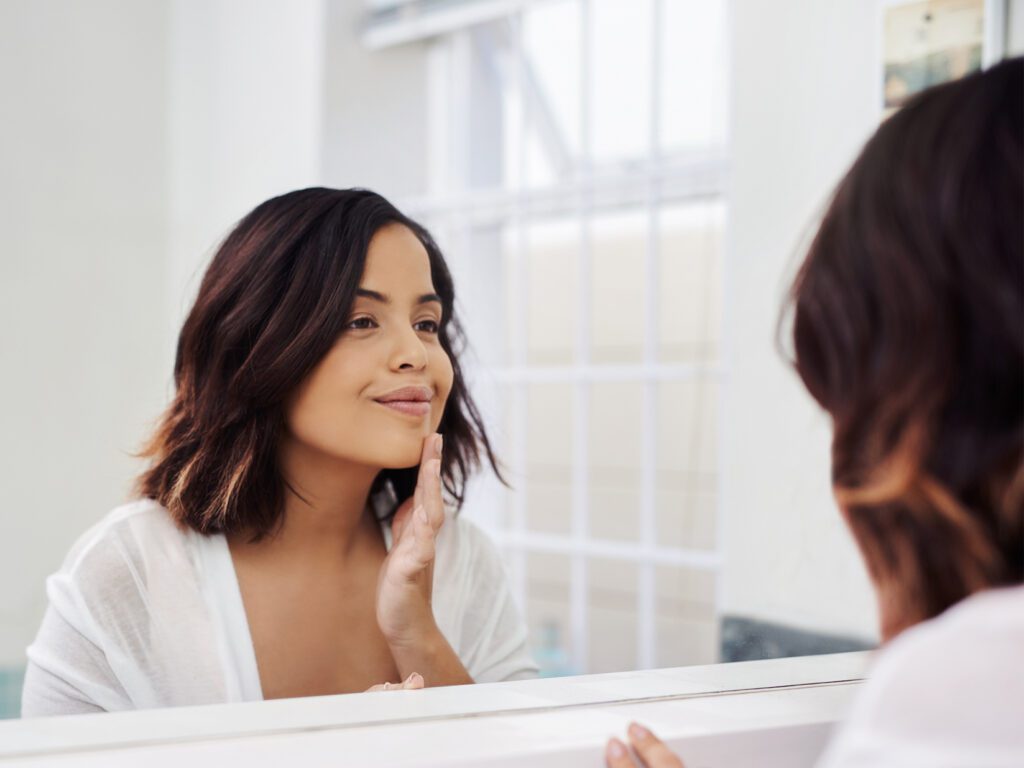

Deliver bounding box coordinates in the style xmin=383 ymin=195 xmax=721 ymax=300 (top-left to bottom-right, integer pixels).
xmin=269 ymin=433 xmax=382 ymax=558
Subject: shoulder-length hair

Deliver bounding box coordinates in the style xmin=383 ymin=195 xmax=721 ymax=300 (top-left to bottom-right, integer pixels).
xmin=137 ymin=188 xmax=503 ymax=539
xmin=785 ymin=58 xmax=1023 ymax=639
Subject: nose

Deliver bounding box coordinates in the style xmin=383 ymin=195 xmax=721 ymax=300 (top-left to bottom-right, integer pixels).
xmin=388 ymin=324 xmax=428 ymax=372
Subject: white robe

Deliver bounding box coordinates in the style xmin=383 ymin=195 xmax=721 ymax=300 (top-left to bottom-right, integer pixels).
xmin=817 ymin=584 xmax=1024 ymax=767
xmin=22 ymin=498 xmax=538 ymax=716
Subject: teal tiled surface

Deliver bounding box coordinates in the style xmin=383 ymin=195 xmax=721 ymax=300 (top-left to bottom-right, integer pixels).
xmin=0 ymin=666 xmax=24 ymax=719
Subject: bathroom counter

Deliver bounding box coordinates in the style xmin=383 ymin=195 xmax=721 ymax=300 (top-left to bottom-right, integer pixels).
xmin=0 ymin=651 xmax=869 ymax=767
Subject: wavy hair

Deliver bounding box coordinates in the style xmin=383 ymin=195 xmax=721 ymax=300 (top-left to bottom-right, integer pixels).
xmin=137 ymin=188 xmax=503 ymax=539
xmin=785 ymin=59 xmax=1024 ymax=638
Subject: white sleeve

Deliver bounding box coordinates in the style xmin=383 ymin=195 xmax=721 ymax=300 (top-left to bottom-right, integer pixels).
xmin=440 ymin=518 xmax=539 ymax=683
xmin=21 ymin=572 xmax=133 ymax=717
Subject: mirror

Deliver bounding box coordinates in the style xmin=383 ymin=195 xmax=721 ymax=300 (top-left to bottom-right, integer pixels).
xmin=9 ymin=0 xmax=1012 ymax=720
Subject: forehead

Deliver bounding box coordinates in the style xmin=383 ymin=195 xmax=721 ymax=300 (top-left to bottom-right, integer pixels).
xmin=361 ymin=224 xmax=434 ymax=290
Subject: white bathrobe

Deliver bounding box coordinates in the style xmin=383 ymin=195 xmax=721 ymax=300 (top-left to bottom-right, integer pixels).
xmin=22 ymin=498 xmax=538 ymax=716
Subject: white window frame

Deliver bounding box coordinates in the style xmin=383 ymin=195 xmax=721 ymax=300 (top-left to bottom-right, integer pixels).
xmin=396 ymin=0 xmax=731 ymax=674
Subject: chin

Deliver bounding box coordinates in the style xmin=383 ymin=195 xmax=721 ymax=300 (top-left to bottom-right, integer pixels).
xmin=377 ymin=437 xmax=429 ymax=470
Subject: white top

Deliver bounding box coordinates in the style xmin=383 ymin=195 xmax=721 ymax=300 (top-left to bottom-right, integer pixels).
xmin=818 ymin=584 xmax=1024 ymax=767
xmin=21 ymin=498 xmax=538 ymax=717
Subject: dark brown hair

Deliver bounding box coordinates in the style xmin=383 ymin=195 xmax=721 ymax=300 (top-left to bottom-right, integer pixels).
xmin=138 ymin=188 xmax=503 ymax=539
xmin=787 ymin=58 xmax=1024 ymax=639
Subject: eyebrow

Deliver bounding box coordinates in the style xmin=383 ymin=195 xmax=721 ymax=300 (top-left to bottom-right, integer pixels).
xmin=356 ymin=288 xmax=442 ymax=306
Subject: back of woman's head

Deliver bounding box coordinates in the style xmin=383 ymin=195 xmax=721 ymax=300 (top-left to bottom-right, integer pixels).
xmin=788 ymin=58 xmax=1024 ymax=638
xmin=138 ymin=187 xmax=499 ymax=539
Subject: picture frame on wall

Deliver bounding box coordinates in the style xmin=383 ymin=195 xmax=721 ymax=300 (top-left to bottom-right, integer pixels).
xmin=879 ymin=0 xmax=1007 ymax=114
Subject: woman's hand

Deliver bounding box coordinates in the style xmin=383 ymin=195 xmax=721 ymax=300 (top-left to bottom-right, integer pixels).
xmin=365 ymin=672 xmax=424 ymax=693
xmin=376 ymin=433 xmax=446 ymax=650
xmin=605 ymin=723 xmax=685 ymax=768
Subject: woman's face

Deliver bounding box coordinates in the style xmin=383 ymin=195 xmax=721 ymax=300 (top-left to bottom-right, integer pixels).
xmin=284 ymin=223 xmax=454 ymax=469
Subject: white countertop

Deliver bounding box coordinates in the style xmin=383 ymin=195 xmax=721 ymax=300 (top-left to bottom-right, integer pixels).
xmin=0 ymin=652 xmax=870 ymax=767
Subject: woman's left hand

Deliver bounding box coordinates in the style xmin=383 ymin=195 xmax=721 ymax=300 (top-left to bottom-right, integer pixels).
xmin=605 ymin=723 xmax=685 ymax=768
xmin=376 ymin=433 xmax=446 ymax=649
xmin=364 ymin=672 xmax=425 ymax=693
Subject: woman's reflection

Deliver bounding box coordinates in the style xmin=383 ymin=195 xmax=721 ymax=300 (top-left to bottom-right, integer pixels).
xmin=21 ymin=189 xmax=537 ymax=716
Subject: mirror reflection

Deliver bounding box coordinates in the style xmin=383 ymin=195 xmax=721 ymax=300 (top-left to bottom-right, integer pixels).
xmin=5 ymin=0 xmax=1018 ymax=721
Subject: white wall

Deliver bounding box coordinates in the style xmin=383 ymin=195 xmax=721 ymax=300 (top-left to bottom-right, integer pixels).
xmin=166 ymin=0 xmax=431 ymax=332
xmin=722 ymin=0 xmax=881 ymax=639
xmin=0 ymin=0 xmax=170 ymax=665
xmin=166 ymin=0 xmax=327 ymax=336
xmin=0 ymin=0 xmax=435 ymax=671
xmin=321 ymin=1 xmax=430 ymax=199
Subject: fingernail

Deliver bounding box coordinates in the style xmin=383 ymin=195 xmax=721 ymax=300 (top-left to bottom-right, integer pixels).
xmin=435 ymin=434 xmax=443 ymax=457
xmin=628 ymin=723 xmax=650 ymax=741
xmin=417 ymin=505 xmax=428 ymax=524
xmin=606 ymin=739 xmax=626 ymax=759
xmin=408 ymin=672 xmax=423 ymax=686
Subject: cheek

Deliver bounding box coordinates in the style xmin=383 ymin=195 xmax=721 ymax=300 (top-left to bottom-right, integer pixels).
xmin=286 ymin=350 xmax=363 ymax=437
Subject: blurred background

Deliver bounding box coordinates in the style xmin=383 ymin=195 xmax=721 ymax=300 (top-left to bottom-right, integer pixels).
xmin=2 ymin=0 xmax=1021 ymax=718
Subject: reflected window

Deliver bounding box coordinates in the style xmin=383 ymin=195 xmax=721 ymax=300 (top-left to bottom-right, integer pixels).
xmin=397 ymin=0 xmax=729 ymax=676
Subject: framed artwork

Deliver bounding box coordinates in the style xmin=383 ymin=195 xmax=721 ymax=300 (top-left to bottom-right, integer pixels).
xmin=879 ymin=0 xmax=1007 ymax=113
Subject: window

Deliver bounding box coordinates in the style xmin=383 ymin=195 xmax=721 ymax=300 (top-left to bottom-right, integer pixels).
xmin=388 ymin=0 xmax=729 ymax=675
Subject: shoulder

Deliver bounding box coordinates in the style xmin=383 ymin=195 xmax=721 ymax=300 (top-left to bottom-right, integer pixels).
xmin=824 ymin=586 xmax=1024 ymax=765
xmin=432 ymin=513 xmax=512 ymax=605
xmin=867 ymin=584 xmax=1024 ymax=707
xmin=53 ymin=499 xmax=195 ymax=600
xmin=435 ymin=513 xmax=505 ymax=571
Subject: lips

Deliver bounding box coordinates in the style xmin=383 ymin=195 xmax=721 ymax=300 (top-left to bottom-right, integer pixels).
xmin=373 ymin=386 xmax=434 ymax=418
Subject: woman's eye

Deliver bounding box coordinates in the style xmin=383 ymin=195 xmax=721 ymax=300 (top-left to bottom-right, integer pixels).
xmin=347 ymin=317 xmax=377 ymax=330
xmin=415 ymin=319 xmax=440 ymax=334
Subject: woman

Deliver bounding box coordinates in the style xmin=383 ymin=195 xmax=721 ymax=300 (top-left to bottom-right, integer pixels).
xmin=605 ymin=57 xmax=1023 ymax=767
xmin=22 ymin=188 xmax=537 ymax=715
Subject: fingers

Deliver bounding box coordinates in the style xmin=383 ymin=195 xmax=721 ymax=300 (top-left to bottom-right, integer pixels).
xmin=413 ymin=433 xmax=435 ymax=513
xmin=403 ymin=672 xmax=424 ymax=689
xmin=409 ymin=504 xmax=437 ymax=567
xmin=414 ymin=434 xmax=445 ymax=529
xmin=388 ymin=504 xmax=437 ymax=582
xmin=625 ymin=723 xmax=684 ymax=768
xmin=605 ymin=738 xmax=639 ymax=768
xmin=392 ymin=434 xmax=445 ymax=551
xmin=424 ymin=458 xmax=444 ymax=529
xmin=365 ymin=673 xmax=424 ymax=693
xmin=391 ymin=497 xmax=415 ymax=543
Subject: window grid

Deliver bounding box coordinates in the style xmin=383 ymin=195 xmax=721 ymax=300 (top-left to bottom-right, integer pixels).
xmin=571 ymin=0 xmax=593 ymax=673
xmin=408 ymin=0 xmax=728 ymax=675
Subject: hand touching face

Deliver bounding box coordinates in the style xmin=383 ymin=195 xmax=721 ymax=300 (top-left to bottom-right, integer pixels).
xmin=376 ymin=433 xmax=446 ymax=648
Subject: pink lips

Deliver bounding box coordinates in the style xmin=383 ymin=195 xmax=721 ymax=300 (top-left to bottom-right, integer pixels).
xmin=374 ymin=385 xmax=434 ymax=418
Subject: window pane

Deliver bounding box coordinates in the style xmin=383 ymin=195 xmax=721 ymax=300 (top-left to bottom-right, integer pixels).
xmin=656 ymin=377 xmax=717 ymax=550
xmin=656 ymin=486 xmax=716 ymax=552
xmin=525 ymin=381 xmax=573 ymax=535
xmin=655 ymin=564 xmax=718 ymax=667
xmin=590 ymin=0 xmax=653 ymax=162
xmin=588 ymin=381 xmax=643 ymax=542
xmin=660 ymin=0 xmax=727 ymax=152
xmin=658 ymin=202 xmax=724 ymax=363
xmin=589 ymin=558 xmax=638 ymax=672
xmin=525 ymin=552 xmax=576 ymax=677
xmin=521 ymin=216 xmax=579 ymax=365
xmin=591 ymin=209 xmax=646 ymax=363
xmin=459 ymin=224 xmax=506 ymax=367
xmin=517 ymin=0 xmax=582 ymax=189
